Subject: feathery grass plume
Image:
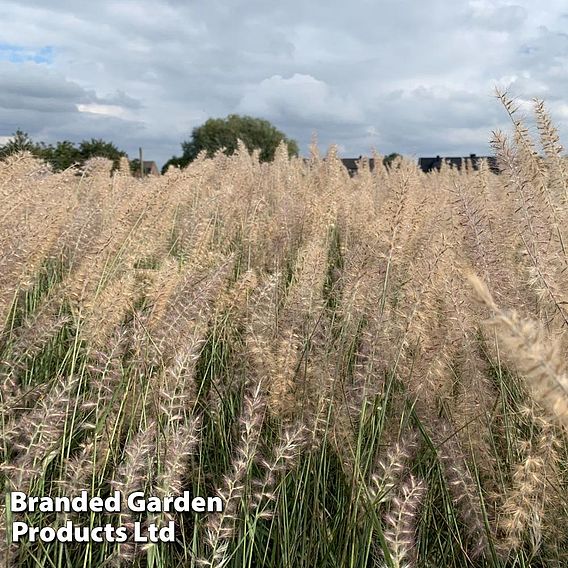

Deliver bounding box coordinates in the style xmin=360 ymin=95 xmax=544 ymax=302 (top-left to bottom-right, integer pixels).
xmin=0 ymin=150 xmax=39 ymax=188
xmin=352 ymin=154 xmax=375 ymax=193
xmin=248 ymin=423 xmax=307 ymax=520
xmin=0 ymin=371 xmax=22 ymax=419
xmin=492 ymin=91 xmax=568 ymax=329
xmin=448 ymin=171 xmax=515 ymax=302
xmin=332 ymin=179 xmax=392 ymax=424
xmin=383 ymin=474 xmax=427 ymax=568
xmin=1 ymin=300 xmax=71 ymax=378
xmin=216 ymin=270 xmax=258 ymax=325
xmin=111 ymin=422 xmax=158 ymax=565
xmin=0 ymin=152 xmax=52 ymax=214
xmin=382 ymin=158 xmax=435 ymax=272
xmin=58 ymin=328 xmax=129 ymax=500
xmin=0 ymin=500 xmax=17 ymax=568
xmin=496 ymin=442 xmax=547 ymax=558
xmin=266 ymin=328 xmax=302 ymax=423
xmin=57 ymin=165 xmax=187 ymax=325
xmin=147 ymin=325 xmax=205 ymax=459
xmin=0 ymin=162 xmax=78 ymax=327
xmin=154 ymin=415 xmax=202 ymax=513
xmin=199 ymin=378 xmax=266 ymax=567
xmin=84 ymin=326 xmax=128 ymax=410
xmin=58 ymin=439 xmax=99 ymax=502
xmin=138 ymin=257 xmax=184 ymax=325
xmin=82 ymin=156 xmax=114 ymax=178
xmin=52 ymin=176 xmax=106 ymax=273
xmin=156 ymin=334 xmax=204 ymax=421
xmin=79 ymin=269 xmax=139 ymax=348
xmin=350 ymin=165 xmax=448 ymax=408
xmin=142 ymin=413 xmax=203 ymax=558
xmin=525 ymin=409 xmax=566 ymax=557
xmin=0 ymin=295 xmax=71 ymax=420
xmin=1 ymin=374 xmax=81 ymax=494
xmin=469 ymin=274 xmax=568 ymax=429
xmin=434 ymin=420 xmax=490 ymax=560
xmin=437 ymin=258 xmax=498 ymax=483
xmin=368 ymin=429 xmax=420 ymax=507
xmin=139 ymin=257 xmax=233 ymax=371
xmin=250 ymin=214 xmax=332 ymax=424
xmin=245 ymin=271 xmax=290 ymax=419
xmin=495 ymin=90 xmax=550 ymax=208
xmin=389 ymin=237 xmax=453 ymax=417
xmin=117 ymin=156 xmax=131 ymax=177
xmin=170 ymin=205 xmax=215 ymax=263
xmin=534 ymin=98 xmax=568 ymax=204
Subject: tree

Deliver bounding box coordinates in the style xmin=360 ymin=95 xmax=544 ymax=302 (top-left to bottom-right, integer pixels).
xmin=129 ymin=158 xmax=142 ymax=176
xmin=0 ymin=131 xmax=128 ymax=172
xmin=40 ymin=140 xmax=82 ymax=171
xmin=160 ymin=156 xmax=184 ymax=175
xmin=78 ymin=138 xmax=127 ymax=171
xmin=0 ymin=129 xmax=42 ymax=159
xmin=383 ymin=152 xmax=402 ymax=169
xmin=164 ymin=114 xmax=299 ymax=172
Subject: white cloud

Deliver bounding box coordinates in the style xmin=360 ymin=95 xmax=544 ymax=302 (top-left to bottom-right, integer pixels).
xmin=77 ymin=104 xmax=129 ymax=118
xmin=0 ymin=0 xmax=567 ymax=164
xmin=237 ymin=74 xmax=364 ymax=124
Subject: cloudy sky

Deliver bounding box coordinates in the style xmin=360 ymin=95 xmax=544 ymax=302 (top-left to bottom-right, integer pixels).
xmin=1 ymin=0 xmax=567 ymax=167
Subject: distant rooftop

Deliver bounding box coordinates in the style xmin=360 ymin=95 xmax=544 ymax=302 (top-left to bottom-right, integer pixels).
xmin=133 ymin=160 xmax=160 ymax=176
xmin=418 ymin=154 xmax=499 ymax=174
xmin=300 ymin=153 xmax=500 ymax=176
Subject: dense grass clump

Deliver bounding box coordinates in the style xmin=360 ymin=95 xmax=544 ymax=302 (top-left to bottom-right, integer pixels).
xmin=1 ymin=95 xmax=567 ymax=567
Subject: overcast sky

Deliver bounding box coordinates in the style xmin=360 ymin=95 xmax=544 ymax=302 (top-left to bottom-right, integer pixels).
xmin=1 ymin=0 xmax=567 ymax=167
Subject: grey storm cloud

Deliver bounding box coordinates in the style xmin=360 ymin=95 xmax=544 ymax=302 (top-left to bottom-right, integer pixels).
xmin=0 ymin=0 xmax=567 ymax=167
xmin=0 ymin=63 xmax=88 ymax=106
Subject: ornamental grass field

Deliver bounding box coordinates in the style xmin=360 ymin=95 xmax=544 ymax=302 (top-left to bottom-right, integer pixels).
xmin=1 ymin=95 xmax=568 ymax=568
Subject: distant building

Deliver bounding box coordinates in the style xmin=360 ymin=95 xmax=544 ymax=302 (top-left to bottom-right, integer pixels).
xmin=301 ymin=152 xmax=500 ymax=176
xmin=143 ymin=161 xmax=160 ymax=175
xmin=301 ymin=156 xmax=376 ymax=177
xmin=418 ymin=154 xmax=499 ymax=174
xmin=134 ymin=160 xmax=160 ymax=177
xmin=341 ymin=157 xmax=376 ymax=177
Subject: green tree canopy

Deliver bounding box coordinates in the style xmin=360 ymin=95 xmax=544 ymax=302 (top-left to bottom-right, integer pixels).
xmin=78 ymin=138 xmax=127 ymax=171
xmin=382 ymin=152 xmax=402 ymax=168
xmin=0 ymin=129 xmax=41 ymax=158
xmin=0 ymin=131 xmax=128 ymax=172
xmin=161 ymin=155 xmax=185 ymax=174
xmin=40 ymin=140 xmax=82 ymax=171
xmin=163 ymin=114 xmax=299 ymax=173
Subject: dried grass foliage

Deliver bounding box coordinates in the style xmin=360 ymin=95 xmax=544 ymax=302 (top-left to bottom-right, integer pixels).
xmin=1 ymin=95 xmax=568 ymax=567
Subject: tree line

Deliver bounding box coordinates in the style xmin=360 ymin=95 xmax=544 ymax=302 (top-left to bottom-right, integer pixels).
xmin=0 ymin=115 xmax=401 ymax=174
xmin=0 ymin=130 xmax=129 ymax=172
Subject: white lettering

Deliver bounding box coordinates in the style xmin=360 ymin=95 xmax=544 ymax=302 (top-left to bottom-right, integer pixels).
xmin=127 ymin=492 xmax=146 ymax=512
xmin=133 ymin=522 xmax=147 ymax=542
xmin=105 ymin=492 xmax=121 ymax=513
xmin=207 ymin=496 xmax=223 ymax=512
xmin=11 ymin=522 xmax=28 ymax=541
xmin=10 ymin=492 xmax=27 ymax=513
xmin=192 ymin=497 xmax=205 ymax=512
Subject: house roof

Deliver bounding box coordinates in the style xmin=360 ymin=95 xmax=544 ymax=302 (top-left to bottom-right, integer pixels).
xmin=418 ymin=154 xmax=499 ymax=174
xmin=300 ymin=153 xmax=500 ymax=175
xmin=341 ymin=157 xmax=376 ymax=172
xmin=140 ymin=160 xmax=159 ymax=175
